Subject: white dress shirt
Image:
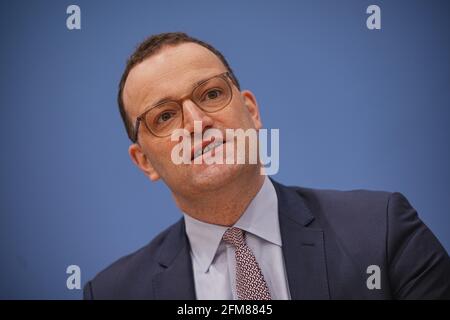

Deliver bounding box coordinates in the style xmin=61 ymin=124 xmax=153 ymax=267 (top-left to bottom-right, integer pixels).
xmin=183 ymin=177 xmax=291 ymax=300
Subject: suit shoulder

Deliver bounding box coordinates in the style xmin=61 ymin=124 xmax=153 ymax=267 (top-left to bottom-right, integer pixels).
xmin=295 ymin=185 xmax=392 ymax=204
xmin=291 ymin=185 xmax=393 ymax=219
xmin=84 ymin=219 xmax=183 ymax=299
xmin=281 ymin=185 xmax=397 ymax=267
xmin=289 ymin=185 xmax=394 ymax=249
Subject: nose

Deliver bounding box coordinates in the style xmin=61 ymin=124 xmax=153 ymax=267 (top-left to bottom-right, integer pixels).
xmin=182 ymin=99 xmax=214 ymax=135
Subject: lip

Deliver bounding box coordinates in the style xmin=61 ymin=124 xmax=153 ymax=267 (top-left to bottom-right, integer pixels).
xmin=191 ymin=138 xmax=225 ymax=161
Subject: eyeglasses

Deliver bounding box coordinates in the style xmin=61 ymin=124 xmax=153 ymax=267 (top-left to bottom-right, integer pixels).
xmin=132 ymin=72 xmax=235 ymax=142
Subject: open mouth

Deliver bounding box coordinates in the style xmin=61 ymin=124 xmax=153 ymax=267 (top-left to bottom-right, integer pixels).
xmin=192 ymin=140 xmax=225 ymax=161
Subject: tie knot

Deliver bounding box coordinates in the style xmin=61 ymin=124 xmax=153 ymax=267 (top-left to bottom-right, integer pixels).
xmin=222 ymin=227 xmax=245 ymax=247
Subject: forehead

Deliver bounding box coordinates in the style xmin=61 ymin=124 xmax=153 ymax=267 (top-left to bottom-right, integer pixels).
xmin=123 ymin=42 xmax=227 ymax=118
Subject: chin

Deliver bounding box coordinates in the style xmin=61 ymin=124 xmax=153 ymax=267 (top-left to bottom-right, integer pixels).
xmin=187 ymin=162 xmax=245 ymax=192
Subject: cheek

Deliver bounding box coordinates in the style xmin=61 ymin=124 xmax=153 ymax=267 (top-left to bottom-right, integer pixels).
xmin=144 ymin=140 xmax=177 ymax=168
xmin=220 ymin=103 xmax=255 ymax=128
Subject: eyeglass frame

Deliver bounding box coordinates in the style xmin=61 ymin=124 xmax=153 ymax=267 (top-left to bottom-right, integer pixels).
xmin=132 ymin=71 xmax=237 ymax=143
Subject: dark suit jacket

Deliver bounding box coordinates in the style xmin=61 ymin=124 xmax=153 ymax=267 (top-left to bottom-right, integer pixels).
xmin=84 ymin=180 xmax=450 ymax=299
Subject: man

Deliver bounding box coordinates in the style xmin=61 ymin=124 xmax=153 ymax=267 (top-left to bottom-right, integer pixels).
xmin=84 ymin=32 xmax=450 ymax=299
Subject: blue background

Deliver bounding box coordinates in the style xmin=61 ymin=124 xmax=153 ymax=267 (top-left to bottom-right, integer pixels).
xmin=0 ymin=0 xmax=449 ymax=299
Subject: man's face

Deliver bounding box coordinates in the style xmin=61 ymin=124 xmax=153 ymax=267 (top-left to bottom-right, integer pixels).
xmin=124 ymin=42 xmax=262 ymax=198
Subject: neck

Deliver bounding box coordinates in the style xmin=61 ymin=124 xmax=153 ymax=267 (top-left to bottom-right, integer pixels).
xmin=174 ymin=170 xmax=266 ymax=226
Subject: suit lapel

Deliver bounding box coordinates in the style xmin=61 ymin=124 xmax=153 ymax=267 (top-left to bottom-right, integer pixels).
xmin=272 ymin=179 xmax=330 ymax=299
xmin=152 ymin=219 xmax=196 ymax=299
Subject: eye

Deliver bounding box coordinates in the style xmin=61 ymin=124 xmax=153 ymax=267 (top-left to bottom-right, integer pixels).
xmin=205 ymin=89 xmax=222 ymax=100
xmin=157 ymin=111 xmax=176 ymax=123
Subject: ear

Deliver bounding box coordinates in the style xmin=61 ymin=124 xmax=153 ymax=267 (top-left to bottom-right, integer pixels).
xmin=241 ymin=90 xmax=262 ymax=130
xmin=128 ymin=143 xmax=160 ymax=181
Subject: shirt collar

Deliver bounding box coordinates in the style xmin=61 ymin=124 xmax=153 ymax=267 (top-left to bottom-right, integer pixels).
xmin=183 ymin=176 xmax=281 ymax=273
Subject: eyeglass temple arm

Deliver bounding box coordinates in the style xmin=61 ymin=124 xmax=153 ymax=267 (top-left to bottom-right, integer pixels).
xmin=132 ymin=118 xmax=141 ymax=143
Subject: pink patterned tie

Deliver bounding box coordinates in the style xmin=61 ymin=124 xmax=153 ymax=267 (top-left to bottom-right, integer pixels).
xmin=222 ymin=227 xmax=272 ymax=300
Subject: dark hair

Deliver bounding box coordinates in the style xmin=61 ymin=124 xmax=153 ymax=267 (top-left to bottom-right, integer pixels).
xmin=117 ymin=32 xmax=241 ymax=141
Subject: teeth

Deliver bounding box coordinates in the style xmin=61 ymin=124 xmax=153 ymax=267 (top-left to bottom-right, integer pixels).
xmin=194 ymin=148 xmax=202 ymax=159
xmin=193 ymin=141 xmax=223 ymax=159
xmin=203 ymin=141 xmax=221 ymax=154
